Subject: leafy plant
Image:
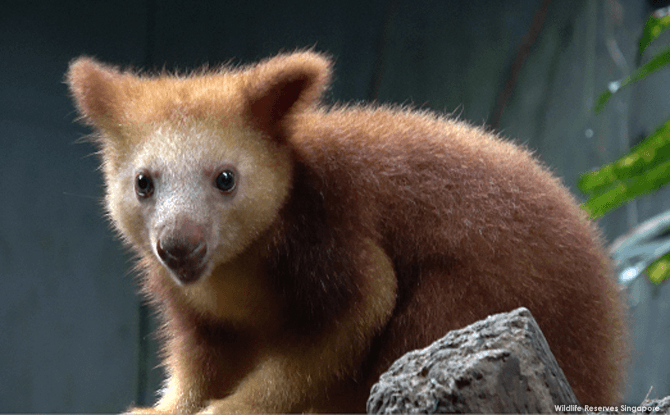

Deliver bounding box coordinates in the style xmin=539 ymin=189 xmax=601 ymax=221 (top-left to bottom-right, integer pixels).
xmin=578 ymin=6 xmax=670 ymax=285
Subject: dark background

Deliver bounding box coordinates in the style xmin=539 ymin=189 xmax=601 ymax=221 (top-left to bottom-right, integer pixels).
xmin=2 ymin=0 xmax=669 ymax=412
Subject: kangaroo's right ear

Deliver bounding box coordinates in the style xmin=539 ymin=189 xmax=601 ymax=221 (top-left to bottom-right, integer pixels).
xmin=66 ymin=57 xmax=129 ymax=136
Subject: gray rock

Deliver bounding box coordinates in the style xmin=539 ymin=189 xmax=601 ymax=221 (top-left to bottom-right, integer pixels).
xmin=367 ymin=307 xmax=580 ymax=414
xmin=639 ymin=395 xmax=670 ymax=414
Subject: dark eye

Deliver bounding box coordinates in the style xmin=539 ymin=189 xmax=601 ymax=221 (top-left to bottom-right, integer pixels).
xmin=215 ymin=169 xmax=236 ymax=193
xmin=135 ymin=172 xmax=154 ymax=198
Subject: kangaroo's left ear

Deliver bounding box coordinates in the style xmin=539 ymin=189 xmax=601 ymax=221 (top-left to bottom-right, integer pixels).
xmin=243 ymin=51 xmax=332 ymax=136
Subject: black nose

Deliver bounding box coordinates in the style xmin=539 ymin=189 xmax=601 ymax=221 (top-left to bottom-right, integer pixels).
xmin=156 ymin=224 xmax=207 ymax=285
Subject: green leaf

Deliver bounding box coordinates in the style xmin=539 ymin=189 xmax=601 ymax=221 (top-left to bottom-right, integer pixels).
xmin=594 ymin=88 xmax=615 ymax=115
xmin=645 ymin=252 xmax=670 ymax=284
xmin=581 ymin=158 xmax=670 ymax=219
xmin=581 ymin=182 xmax=628 ymax=219
xmin=578 ymin=120 xmax=670 ymax=195
xmin=638 ymin=6 xmax=670 ymax=65
xmin=631 ymin=46 xmax=670 ymax=83
xmin=595 ymin=47 xmax=670 ymax=113
xmin=578 ymin=164 xmax=616 ymax=194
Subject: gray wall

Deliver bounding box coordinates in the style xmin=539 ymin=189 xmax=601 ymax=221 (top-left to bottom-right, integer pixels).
xmin=1 ymin=0 xmax=668 ymax=412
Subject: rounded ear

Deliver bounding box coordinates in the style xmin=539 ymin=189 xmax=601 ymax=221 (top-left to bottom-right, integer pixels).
xmin=244 ymin=51 xmax=332 ymax=135
xmin=66 ymin=57 xmax=127 ymax=135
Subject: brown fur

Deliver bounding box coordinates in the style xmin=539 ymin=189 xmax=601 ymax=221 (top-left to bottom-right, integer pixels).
xmin=66 ymin=51 xmax=626 ymax=413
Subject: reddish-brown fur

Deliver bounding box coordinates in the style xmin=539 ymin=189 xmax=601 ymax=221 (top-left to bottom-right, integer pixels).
xmin=67 ymin=51 xmax=626 ymax=413
xmin=287 ymin=105 xmax=627 ymax=404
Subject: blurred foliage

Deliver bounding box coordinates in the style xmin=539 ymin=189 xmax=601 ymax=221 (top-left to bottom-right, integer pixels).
xmin=578 ymin=121 xmax=670 ymax=218
xmin=579 ymin=6 xmax=670 ymax=284
xmin=647 ymin=251 xmax=670 ymax=284
xmin=593 ymin=8 xmax=670 ymax=113
xmin=638 ymin=6 xmax=670 ymax=65
xmin=594 ymin=48 xmax=670 ymax=114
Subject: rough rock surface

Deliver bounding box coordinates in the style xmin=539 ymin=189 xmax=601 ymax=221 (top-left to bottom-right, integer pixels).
xmin=639 ymin=395 xmax=670 ymax=414
xmin=367 ymin=307 xmax=580 ymax=414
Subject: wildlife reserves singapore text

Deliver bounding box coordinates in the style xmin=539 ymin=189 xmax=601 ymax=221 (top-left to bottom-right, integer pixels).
xmin=555 ymin=404 xmax=660 ymax=413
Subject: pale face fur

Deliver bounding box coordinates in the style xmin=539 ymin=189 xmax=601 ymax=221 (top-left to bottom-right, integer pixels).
xmin=66 ymin=54 xmax=326 ymax=326
xmin=105 ymin=118 xmax=293 ymax=288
